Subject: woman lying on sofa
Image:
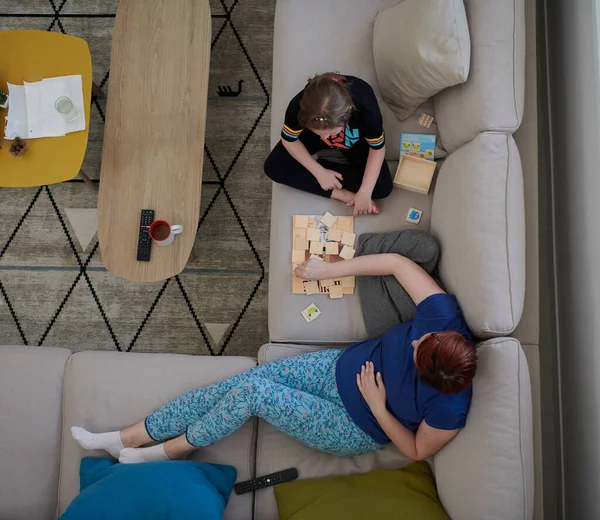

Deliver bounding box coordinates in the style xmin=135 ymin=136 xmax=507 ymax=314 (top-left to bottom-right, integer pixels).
xmin=72 ymin=254 xmax=477 ymax=463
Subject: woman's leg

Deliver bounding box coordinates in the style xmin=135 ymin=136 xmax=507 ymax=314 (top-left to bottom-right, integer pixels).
xmin=119 ymin=433 xmax=193 ymax=463
xmin=74 ymin=350 xmax=344 ymax=458
xmin=184 ymin=377 xmax=378 ymax=456
xmin=144 ymin=350 xmax=343 ymax=443
xmin=123 ymin=376 xmax=378 ymax=462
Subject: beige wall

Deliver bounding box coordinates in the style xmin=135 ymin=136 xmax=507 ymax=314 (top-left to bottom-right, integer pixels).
xmin=547 ymin=0 xmax=600 ymax=518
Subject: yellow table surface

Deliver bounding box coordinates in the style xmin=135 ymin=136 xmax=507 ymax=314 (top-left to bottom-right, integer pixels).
xmin=0 ymin=31 xmax=92 ymax=187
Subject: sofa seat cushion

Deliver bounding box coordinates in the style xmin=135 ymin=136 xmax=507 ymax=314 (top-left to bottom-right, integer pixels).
xmin=0 ymin=346 xmax=72 ymax=520
xmin=434 ymin=0 xmax=525 ymax=152
xmin=254 ymin=344 xmax=415 ymax=520
xmin=269 ymin=176 xmax=434 ymax=344
xmin=434 ymin=338 xmax=534 ymax=520
xmin=271 ymin=0 xmax=446 ymax=161
xmin=57 ymin=351 xmax=257 ymax=520
xmin=431 ymin=132 xmax=525 ymax=338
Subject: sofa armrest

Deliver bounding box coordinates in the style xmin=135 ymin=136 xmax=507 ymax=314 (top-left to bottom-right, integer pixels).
xmin=433 ymin=338 xmax=533 ymax=520
xmin=431 ymin=132 xmax=525 ymax=338
xmin=0 ymin=346 xmax=72 ymax=520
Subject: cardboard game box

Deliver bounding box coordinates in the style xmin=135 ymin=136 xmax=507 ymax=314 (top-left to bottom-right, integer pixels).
xmin=399 ymin=133 xmax=436 ymax=161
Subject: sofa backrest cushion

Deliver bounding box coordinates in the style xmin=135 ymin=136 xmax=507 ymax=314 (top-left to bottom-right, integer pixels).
xmin=431 ymin=132 xmax=525 ymax=338
xmin=0 ymin=346 xmax=72 ymax=520
xmin=433 ymin=338 xmax=533 ymax=520
xmin=373 ymin=0 xmax=470 ymax=122
xmin=434 ymin=0 xmax=525 ymax=152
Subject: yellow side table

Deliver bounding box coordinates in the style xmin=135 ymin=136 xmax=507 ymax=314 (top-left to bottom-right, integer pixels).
xmin=0 ymin=31 xmax=92 ymax=188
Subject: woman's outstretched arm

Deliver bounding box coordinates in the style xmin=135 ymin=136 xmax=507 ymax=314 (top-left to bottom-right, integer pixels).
xmin=295 ymin=253 xmax=443 ymax=306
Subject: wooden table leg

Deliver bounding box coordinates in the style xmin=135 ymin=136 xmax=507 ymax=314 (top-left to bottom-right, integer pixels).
xmin=79 ymin=170 xmax=98 ymax=191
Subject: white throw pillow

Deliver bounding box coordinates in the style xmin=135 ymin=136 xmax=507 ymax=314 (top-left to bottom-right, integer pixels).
xmin=373 ymin=0 xmax=471 ymax=121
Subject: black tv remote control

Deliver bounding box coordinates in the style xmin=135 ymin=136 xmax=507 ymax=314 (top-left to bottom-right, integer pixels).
xmin=234 ymin=468 xmax=299 ymax=495
xmin=136 ymin=209 xmax=155 ymax=261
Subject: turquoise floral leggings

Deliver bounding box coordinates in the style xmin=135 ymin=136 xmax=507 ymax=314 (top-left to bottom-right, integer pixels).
xmin=145 ymin=350 xmax=380 ymax=456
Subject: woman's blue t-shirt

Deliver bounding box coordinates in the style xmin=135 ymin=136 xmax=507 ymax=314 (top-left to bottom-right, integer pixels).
xmin=336 ymin=293 xmax=473 ymax=445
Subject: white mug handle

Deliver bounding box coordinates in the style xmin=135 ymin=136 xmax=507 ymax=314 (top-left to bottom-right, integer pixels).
xmin=170 ymin=225 xmax=184 ymax=235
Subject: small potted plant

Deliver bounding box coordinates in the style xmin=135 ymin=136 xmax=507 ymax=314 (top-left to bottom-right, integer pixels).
xmin=0 ymin=89 xmax=7 ymax=108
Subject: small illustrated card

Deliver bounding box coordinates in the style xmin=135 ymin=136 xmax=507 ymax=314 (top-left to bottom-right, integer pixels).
xmin=301 ymin=303 xmax=322 ymax=323
xmin=406 ymin=207 xmax=423 ymax=225
xmin=400 ymin=133 xmax=436 ymax=161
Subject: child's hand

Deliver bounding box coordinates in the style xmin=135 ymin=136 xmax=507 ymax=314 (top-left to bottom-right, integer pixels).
xmin=294 ymin=258 xmax=331 ymax=280
xmin=316 ymin=169 xmax=343 ymax=191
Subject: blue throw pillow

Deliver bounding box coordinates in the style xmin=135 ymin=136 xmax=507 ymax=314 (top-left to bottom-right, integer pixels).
xmin=59 ymin=458 xmax=237 ymax=520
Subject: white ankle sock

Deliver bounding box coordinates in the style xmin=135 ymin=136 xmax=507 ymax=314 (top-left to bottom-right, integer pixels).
xmin=71 ymin=427 xmax=124 ymax=459
xmin=119 ymin=444 xmax=170 ymax=464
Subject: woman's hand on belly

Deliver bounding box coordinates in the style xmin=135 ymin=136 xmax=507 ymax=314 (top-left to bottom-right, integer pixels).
xmin=356 ymin=361 xmax=387 ymax=415
xmin=356 ymin=362 xmax=460 ymax=461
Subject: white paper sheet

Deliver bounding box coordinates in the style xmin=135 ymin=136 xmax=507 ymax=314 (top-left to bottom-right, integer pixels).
xmin=4 ymin=83 xmax=28 ymax=139
xmin=24 ymin=80 xmax=66 ymax=138
xmin=23 ymin=74 xmax=87 ymax=139
xmin=4 ymin=75 xmax=86 ymax=140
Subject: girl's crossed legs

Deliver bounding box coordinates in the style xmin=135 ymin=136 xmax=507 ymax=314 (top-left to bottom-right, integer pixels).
xmin=72 ymin=350 xmax=380 ymax=463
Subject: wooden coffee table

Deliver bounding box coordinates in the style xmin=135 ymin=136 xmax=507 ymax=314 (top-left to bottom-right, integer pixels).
xmin=98 ymin=0 xmax=211 ymax=282
xmin=0 ymin=31 xmax=92 ymax=188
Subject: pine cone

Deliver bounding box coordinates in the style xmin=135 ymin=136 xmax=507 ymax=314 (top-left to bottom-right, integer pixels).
xmin=9 ymin=137 xmax=28 ymax=158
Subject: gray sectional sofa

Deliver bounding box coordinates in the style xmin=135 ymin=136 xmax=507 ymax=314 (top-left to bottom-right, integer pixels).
xmin=0 ymin=0 xmax=536 ymax=519
xmin=0 ymin=341 xmax=532 ymax=520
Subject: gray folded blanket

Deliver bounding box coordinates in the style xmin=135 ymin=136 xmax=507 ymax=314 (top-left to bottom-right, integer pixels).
xmin=356 ymin=229 xmax=443 ymax=338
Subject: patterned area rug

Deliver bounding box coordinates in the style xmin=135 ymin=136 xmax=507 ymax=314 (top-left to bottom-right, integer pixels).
xmin=0 ymin=0 xmax=274 ymax=356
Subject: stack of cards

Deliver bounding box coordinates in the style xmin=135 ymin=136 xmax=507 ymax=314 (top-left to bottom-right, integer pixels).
xmin=292 ymin=213 xmax=356 ymax=298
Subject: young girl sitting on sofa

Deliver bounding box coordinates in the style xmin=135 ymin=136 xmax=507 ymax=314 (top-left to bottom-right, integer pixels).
xmin=264 ymin=73 xmax=392 ymax=216
xmin=72 ymin=254 xmax=477 ymax=464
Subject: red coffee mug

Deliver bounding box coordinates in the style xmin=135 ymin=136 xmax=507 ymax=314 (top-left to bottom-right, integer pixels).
xmin=148 ymin=220 xmax=184 ymax=246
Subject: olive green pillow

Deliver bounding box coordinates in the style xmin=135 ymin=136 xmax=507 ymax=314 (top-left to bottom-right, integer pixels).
xmin=274 ymin=461 xmax=450 ymax=520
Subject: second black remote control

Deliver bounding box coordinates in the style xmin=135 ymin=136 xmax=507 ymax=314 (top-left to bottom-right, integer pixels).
xmin=136 ymin=209 xmax=155 ymax=261
xmin=234 ymin=468 xmax=299 ymax=495
xmin=234 ymin=468 xmax=298 ymax=495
